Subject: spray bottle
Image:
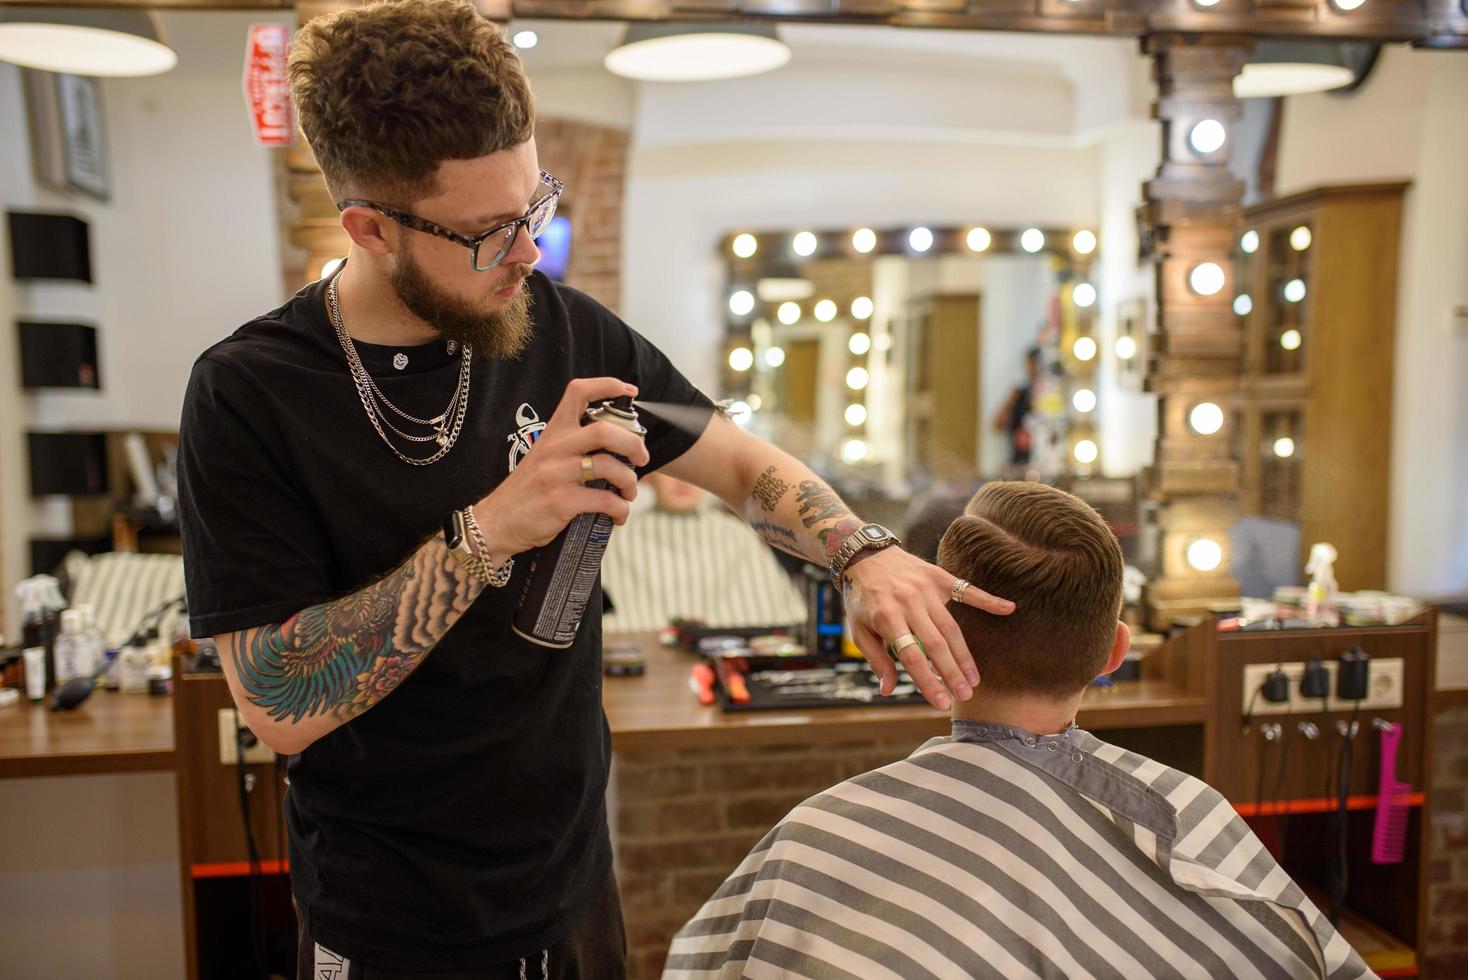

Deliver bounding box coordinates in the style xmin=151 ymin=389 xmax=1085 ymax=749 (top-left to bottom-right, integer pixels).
xmin=1305 ymin=542 xmax=1340 ymax=628
xmin=513 ymin=397 xmax=647 ymax=648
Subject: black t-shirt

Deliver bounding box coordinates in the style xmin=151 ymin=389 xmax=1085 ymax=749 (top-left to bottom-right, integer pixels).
xmin=177 ymin=270 xmax=713 ymax=968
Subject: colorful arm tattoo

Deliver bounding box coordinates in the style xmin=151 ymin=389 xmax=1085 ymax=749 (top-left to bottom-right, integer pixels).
xmin=742 ymin=464 xmax=861 ymax=567
xmin=230 ymin=540 xmax=481 ymax=725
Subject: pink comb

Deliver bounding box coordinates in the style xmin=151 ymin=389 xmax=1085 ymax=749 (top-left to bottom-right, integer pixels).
xmin=1371 ymin=722 xmax=1410 ymax=864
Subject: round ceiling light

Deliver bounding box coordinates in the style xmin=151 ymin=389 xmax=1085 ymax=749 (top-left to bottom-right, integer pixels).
xmin=605 ymin=22 xmax=790 ymax=82
xmin=1073 ymin=283 xmax=1097 ymax=309
xmin=1281 ymin=329 xmax=1303 ymax=351
xmin=846 ymin=367 xmax=869 ymax=391
xmin=908 ymin=227 xmax=934 ymax=253
xmin=1233 ymin=41 xmax=1365 ymax=99
xmin=1273 ymin=436 xmax=1297 ymax=458
xmin=777 ymin=302 xmax=801 ymax=325
xmin=1283 ymin=278 xmax=1307 ymax=303
xmin=791 ymin=231 xmax=818 ymax=257
xmin=1240 ymin=230 xmax=1260 ymax=254
xmin=1115 ymin=335 xmax=1137 ymax=360
xmin=844 ymin=403 xmax=867 ymax=426
xmin=728 ymin=289 xmax=755 ymax=317
xmin=511 ymin=30 xmax=539 ymax=50
xmin=728 ymin=347 xmax=754 ymax=372
xmin=813 ymin=299 xmax=838 ymax=323
xmin=1233 ymin=294 xmax=1254 ymax=316
xmin=1074 ymin=440 xmax=1099 ymax=464
xmin=967 ymin=227 xmax=992 ymax=253
xmin=1290 ymin=226 xmax=1313 ymax=251
xmin=1189 ymin=402 xmax=1225 ymax=436
xmin=850 ymin=296 xmax=874 ymax=320
xmin=1072 ymin=230 xmax=1097 ymax=255
xmin=1073 ymin=389 xmax=1097 ymax=414
xmin=731 ymin=233 xmax=758 ymax=258
xmin=1020 ymin=228 xmax=1046 ymax=254
xmin=848 ymin=332 xmax=872 ymax=356
xmin=1187 ymin=538 xmax=1224 ymax=573
xmin=1073 ymin=336 xmax=1098 ymax=362
xmin=851 ymin=228 xmax=877 ymax=254
xmin=764 ymin=346 xmax=786 ymax=368
xmin=0 ymin=8 xmax=177 ymax=76
xmin=840 ymin=438 xmax=869 ymax=464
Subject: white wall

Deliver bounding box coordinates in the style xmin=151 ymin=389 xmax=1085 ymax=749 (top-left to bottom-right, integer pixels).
xmin=1274 ymin=46 xmax=1468 ymax=597
xmin=1 ymin=12 xmax=289 ymax=633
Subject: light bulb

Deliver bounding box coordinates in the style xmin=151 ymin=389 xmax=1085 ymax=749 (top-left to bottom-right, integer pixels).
xmin=728 ymin=289 xmax=755 ymax=317
xmin=512 ymin=30 xmax=539 ymax=49
xmin=732 ymin=233 xmax=758 ymax=258
xmin=746 ymin=394 xmax=763 ymax=412
xmin=840 ymin=438 xmax=868 ymax=464
xmin=728 ymin=347 xmax=754 ymax=372
xmin=1233 ymin=294 xmax=1253 ymax=316
xmin=848 ymin=332 xmax=871 ymax=356
xmin=1020 ymin=228 xmax=1045 ymax=253
xmin=845 ymin=403 xmax=867 ymax=426
xmin=1283 ymin=278 xmax=1307 ymax=303
xmin=1273 ymin=436 xmax=1296 ymax=458
xmin=1332 ymin=0 xmax=1366 ymax=9
xmin=814 ymin=299 xmax=837 ymax=322
xmin=1281 ymin=329 xmax=1302 ymax=351
xmin=764 ymin=346 xmax=786 ymax=368
xmin=1189 ymin=402 xmax=1225 ymax=435
xmin=1189 ymin=262 xmax=1226 ymax=296
xmin=1073 ymin=389 xmax=1097 ymax=413
xmin=908 ymin=226 xmax=934 ymax=253
xmin=1072 ymin=230 xmax=1097 ymax=255
xmin=1188 ymin=118 xmax=1227 ymax=155
xmin=1073 ymin=336 xmax=1098 ymax=362
xmin=850 ymin=296 xmax=874 ymax=320
xmin=1187 ymin=538 xmax=1223 ymax=572
xmin=1073 ymin=283 xmax=1097 ymax=308
xmin=1290 ymin=226 xmax=1312 ymax=251
xmin=846 ymin=366 xmax=869 ymax=390
xmin=777 ymin=302 xmax=801 ymax=325
xmin=851 ymin=227 xmax=877 ymax=254
xmin=1074 ymin=439 xmax=1099 ymax=464
xmin=728 ymin=400 xmax=752 ymax=427
xmin=1115 ymin=335 xmax=1137 ymax=360
xmin=874 ymin=332 xmax=893 ymax=352
xmin=966 ymin=227 xmax=992 ymax=252
xmin=1194 ymin=0 xmax=1222 ymax=6
xmin=1240 ymin=230 xmax=1260 ymax=254
xmin=792 ymin=231 xmax=817 ymax=257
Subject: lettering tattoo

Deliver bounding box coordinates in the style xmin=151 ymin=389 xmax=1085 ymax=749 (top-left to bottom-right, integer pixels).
xmin=751 ymin=466 xmax=790 ymax=512
xmin=750 ymin=518 xmax=800 ymax=555
xmin=796 ymin=480 xmax=854 ymax=530
xmin=230 ymin=542 xmax=480 ymax=724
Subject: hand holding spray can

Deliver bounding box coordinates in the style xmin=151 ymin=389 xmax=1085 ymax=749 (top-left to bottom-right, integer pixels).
xmin=512 ymin=396 xmax=647 ymax=648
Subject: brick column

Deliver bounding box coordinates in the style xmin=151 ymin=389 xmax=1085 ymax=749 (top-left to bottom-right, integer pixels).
xmin=1139 ymin=33 xmax=1250 ymax=630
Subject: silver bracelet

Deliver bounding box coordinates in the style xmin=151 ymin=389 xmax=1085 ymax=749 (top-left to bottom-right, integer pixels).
xmin=461 ymin=506 xmax=513 ymax=588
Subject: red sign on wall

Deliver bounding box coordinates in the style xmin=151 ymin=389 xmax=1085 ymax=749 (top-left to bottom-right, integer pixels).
xmin=243 ymin=23 xmax=294 ymax=147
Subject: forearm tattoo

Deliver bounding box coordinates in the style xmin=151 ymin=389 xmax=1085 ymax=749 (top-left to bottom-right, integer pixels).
xmin=231 ymin=541 xmax=481 ymax=724
xmin=751 ymin=466 xmax=789 ymax=512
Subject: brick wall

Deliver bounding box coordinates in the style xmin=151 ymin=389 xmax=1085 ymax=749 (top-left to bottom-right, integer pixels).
xmin=612 ymin=737 xmax=926 ymax=979
xmin=534 ymin=118 xmax=629 ymax=313
xmin=1426 ymin=703 xmax=1468 ymax=978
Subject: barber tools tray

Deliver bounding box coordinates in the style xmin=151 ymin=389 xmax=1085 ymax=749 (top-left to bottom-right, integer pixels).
xmin=710 ymin=655 xmax=927 ymax=711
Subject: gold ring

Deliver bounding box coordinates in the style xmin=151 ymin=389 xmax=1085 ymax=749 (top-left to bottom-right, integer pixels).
xmin=581 ymin=455 xmax=596 ymax=484
xmin=951 ymin=578 xmax=971 ymax=604
xmin=887 ymin=633 xmax=922 ymax=659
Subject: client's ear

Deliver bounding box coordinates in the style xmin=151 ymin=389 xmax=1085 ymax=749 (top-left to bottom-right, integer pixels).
xmin=1098 ymin=621 xmax=1131 ymax=677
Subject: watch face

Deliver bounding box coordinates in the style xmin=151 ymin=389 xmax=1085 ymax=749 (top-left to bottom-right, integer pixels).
xmin=863 ymin=527 xmax=886 ymax=541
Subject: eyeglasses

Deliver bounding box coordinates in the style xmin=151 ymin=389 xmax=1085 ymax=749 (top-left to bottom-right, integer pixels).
xmin=337 ymin=170 xmax=564 ymax=273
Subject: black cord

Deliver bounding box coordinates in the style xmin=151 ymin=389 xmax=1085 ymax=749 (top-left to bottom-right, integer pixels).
xmin=1321 ymin=692 xmax=1334 ymax=802
xmin=1271 ymin=712 xmax=1295 ymax=844
xmin=1328 ymin=699 xmax=1362 ymax=924
xmin=235 ymin=719 xmax=269 ymax=980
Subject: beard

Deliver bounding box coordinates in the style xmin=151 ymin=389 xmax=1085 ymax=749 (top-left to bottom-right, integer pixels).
xmin=389 ymin=248 xmax=535 ymax=360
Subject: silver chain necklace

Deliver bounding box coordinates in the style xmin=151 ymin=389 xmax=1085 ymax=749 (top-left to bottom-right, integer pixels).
xmin=327 ymin=271 xmax=472 ymax=466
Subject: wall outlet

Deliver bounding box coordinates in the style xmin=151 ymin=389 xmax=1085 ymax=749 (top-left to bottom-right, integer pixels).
xmin=1241 ymin=658 xmax=1403 ymax=716
xmin=217 ymin=708 xmax=276 ymax=765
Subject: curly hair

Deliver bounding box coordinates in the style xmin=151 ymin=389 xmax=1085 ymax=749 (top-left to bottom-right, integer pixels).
xmin=937 ymin=482 xmax=1124 ymax=699
xmin=289 ymin=0 xmax=535 ymax=205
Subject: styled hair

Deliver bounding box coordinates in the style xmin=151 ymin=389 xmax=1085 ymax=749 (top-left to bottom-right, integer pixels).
xmin=289 ymin=0 xmax=535 ymax=204
xmin=937 ymin=482 xmax=1124 ymax=699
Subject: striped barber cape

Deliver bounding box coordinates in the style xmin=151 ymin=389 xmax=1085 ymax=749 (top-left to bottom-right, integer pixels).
xmin=666 ymin=720 xmax=1375 ymax=980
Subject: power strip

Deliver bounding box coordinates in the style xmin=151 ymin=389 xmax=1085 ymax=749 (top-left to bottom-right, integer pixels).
xmin=1242 ymin=658 xmax=1403 ymax=716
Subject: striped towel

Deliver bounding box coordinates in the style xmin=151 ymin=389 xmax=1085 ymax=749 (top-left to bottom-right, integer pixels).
xmin=667 ymin=720 xmax=1375 ymax=980
xmin=68 ymin=552 xmax=186 ymax=650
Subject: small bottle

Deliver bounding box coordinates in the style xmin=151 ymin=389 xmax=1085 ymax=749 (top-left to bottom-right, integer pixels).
xmin=23 ymin=647 xmax=46 ymax=703
xmin=16 ymin=578 xmax=61 ymax=693
xmin=53 ymin=610 xmax=87 ymax=683
xmin=513 ymin=397 xmax=646 ymax=648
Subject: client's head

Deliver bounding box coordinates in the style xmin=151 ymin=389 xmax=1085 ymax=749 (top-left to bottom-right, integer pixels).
xmin=937 ymin=481 xmax=1129 ymax=721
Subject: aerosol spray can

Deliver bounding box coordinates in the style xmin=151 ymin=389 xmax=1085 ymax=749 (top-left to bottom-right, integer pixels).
xmin=513 ymin=396 xmax=647 ymax=648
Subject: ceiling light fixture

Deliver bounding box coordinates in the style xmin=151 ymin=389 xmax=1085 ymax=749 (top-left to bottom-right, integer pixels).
xmin=967 ymin=227 xmax=992 ymax=253
xmin=851 ymin=228 xmax=877 ymax=254
xmin=1234 ymin=40 xmax=1374 ymax=99
xmin=0 ymin=7 xmax=177 ymax=76
xmin=605 ymin=22 xmax=790 ymax=82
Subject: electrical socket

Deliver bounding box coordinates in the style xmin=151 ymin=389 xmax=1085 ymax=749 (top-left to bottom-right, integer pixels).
xmin=1242 ymin=658 xmax=1403 ymax=716
xmin=217 ymin=708 xmax=276 ymax=765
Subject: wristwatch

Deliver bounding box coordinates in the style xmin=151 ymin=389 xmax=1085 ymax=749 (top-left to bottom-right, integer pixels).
xmin=443 ymin=508 xmax=513 ymax=587
xmin=828 ymin=523 xmax=901 ymax=590
xmin=443 ymin=509 xmax=475 ymax=563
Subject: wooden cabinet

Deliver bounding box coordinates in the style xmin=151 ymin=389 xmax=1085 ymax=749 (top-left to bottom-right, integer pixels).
xmin=1234 ymin=183 xmax=1406 ymax=591
xmin=903 ymin=293 xmax=982 ymax=481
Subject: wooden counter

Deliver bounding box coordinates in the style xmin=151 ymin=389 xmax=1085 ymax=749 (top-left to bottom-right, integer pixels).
xmin=0 ymin=689 xmax=175 ymax=779
xmin=602 ymin=634 xmax=1208 ymax=751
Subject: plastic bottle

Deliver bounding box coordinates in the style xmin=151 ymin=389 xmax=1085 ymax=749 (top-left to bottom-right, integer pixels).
xmin=15 ymin=576 xmax=64 ymax=693
xmin=53 ymin=609 xmax=88 ymax=683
